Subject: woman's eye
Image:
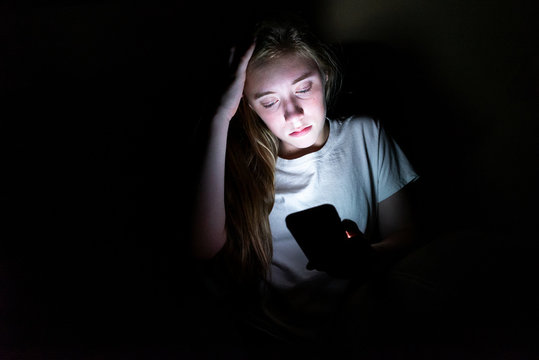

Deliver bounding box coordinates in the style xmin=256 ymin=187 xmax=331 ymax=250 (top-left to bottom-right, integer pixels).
xmin=296 ymin=84 xmax=312 ymax=94
xmin=262 ymin=100 xmax=278 ymax=108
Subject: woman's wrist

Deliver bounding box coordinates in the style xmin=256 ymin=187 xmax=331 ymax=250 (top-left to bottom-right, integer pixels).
xmin=214 ymin=104 xmax=237 ymax=123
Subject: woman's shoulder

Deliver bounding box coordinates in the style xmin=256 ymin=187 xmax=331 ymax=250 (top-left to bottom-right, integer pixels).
xmin=330 ymin=114 xmax=381 ymax=136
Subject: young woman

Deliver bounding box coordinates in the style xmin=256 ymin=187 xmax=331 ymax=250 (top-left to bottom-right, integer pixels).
xmin=191 ymin=19 xmax=419 ymax=352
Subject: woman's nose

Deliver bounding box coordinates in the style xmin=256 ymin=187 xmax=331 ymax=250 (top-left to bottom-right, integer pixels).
xmin=283 ymin=99 xmax=304 ymax=122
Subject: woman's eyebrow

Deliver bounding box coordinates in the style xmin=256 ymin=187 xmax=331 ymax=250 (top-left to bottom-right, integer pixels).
xmin=254 ymin=71 xmax=315 ymax=100
xmin=254 ymin=90 xmax=275 ymax=100
xmin=292 ymin=71 xmax=314 ymax=85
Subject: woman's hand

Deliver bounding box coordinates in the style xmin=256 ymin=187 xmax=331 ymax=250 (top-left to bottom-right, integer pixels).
xmin=217 ymin=43 xmax=255 ymax=121
xmin=306 ymin=220 xmax=375 ymax=279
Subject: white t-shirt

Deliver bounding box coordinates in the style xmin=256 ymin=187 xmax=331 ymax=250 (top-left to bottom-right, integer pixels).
xmin=262 ymin=116 xmax=419 ymax=338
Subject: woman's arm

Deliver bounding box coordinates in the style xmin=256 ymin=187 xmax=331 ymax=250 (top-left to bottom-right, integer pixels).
xmin=190 ymin=44 xmax=255 ymax=259
xmin=191 ymin=115 xmax=231 ymax=259
xmin=371 ymin=186 xmax=418 ymax=269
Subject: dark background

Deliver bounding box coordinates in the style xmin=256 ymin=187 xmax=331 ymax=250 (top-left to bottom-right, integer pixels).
xmin=2 ymin=0 xmax=538 ymax=358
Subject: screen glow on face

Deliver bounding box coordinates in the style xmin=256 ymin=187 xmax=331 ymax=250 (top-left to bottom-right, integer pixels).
xmin=245 ymin=53 xmax=327 ymax=158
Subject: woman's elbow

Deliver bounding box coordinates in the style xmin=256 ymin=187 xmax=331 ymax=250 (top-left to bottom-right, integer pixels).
xmin=190 ymin=233 xmax=226 ymax=260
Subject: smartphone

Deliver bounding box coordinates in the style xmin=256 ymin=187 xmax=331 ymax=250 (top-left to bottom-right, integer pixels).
xmin=285 ymin=204 xmax=345 ymax=265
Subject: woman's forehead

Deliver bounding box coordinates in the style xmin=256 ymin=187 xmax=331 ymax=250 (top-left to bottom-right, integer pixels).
xmin=246 ymin=53 xmax=321 ymax=86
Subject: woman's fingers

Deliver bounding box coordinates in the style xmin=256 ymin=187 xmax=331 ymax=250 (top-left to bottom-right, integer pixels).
xmin=236 ymin=42 xmax=255 ymax=76
xmin=228 ymin=46 xmax=236 ymax=68
xmin=218 ymin=42 xmax=255 ymax=121
xmin=228 ymin=42 xmax=255 ymax=77
xmin=342 ymin=219 xmax=362 ymax=239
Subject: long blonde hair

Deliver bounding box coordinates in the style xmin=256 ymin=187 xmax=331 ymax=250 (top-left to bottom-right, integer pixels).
xmin=221 ymin=19 xmax=341 ymax=285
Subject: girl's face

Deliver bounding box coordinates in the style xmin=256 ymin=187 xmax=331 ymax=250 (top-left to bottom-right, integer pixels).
xmin=244 ymin=53 xmax=328 ymax=159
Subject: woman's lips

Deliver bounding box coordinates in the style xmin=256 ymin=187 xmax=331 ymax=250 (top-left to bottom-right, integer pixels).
xmin=289 ymin=125 xmax=312 ymax=137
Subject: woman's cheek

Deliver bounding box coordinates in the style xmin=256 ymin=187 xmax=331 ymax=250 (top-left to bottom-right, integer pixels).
xmin=260 ymin=114 xmax=281 ymax=134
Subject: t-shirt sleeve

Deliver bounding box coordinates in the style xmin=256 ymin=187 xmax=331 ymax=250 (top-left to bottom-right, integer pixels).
xmin=375 ymin=121 xmax=419 ymax=202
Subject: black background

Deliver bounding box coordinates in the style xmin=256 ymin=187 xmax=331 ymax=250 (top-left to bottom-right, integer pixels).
xmin=2 ymin=0 xmax=538 ymax=358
